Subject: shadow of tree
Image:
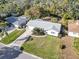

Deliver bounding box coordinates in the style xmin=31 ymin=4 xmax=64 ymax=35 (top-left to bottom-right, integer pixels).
xmin=50 ymin=13 xmax=62 ymax=20
xmin=0 ymin=47 xmax=22 ymax=59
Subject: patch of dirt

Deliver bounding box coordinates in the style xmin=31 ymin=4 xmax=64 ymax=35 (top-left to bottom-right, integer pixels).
xmin=60 ymin=36 xmax=79 ymax=59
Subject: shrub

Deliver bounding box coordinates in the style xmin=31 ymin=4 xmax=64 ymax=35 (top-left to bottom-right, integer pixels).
xmin=33 ymin=27 xmax=45 ymax=35
xmin=20 ymin=47 xmax=24 ymax=51
xmin=60 ymin=44 xmax=66 ymax=49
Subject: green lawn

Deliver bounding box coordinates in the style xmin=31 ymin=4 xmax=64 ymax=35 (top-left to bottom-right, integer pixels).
xmin=0 ymin=22 xmax=8 ymax=26
xmin=74 ymin=38 xmax=79 ymax=54
xmin=1 ymin=29 xmax=25 ymax=44
xmin=22 ymin=36 xmax=61 ymax=59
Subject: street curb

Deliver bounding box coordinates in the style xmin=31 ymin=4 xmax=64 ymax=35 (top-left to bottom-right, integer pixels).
xmin=23 ymin=51 xmax=43 ymax=59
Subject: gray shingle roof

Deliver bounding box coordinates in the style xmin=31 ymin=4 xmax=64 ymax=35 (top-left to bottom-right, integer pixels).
xmin=27 ymin=19 xmax=61 ymax=32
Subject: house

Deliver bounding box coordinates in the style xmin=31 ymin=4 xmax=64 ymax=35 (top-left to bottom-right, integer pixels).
xmin=68 ymin=20 xmax=79 ymax=37
xmin=27 ymin=19 xmax=61 ymax=36
xmin=6 ymin=16 xmax=29 ymax=28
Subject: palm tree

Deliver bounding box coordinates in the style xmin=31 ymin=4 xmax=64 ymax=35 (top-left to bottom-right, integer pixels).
xmin=0 ymin=21 xmax=8 ymax=37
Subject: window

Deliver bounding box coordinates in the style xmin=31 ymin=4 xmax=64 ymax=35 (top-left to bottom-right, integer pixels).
xmin=51 ymin=32 xmax=55 ymax=34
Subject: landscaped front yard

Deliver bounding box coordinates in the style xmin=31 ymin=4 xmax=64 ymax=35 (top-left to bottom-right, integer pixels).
xmin=22 ymin=36 xmax=61 ymax=59
xmin=1 ymin=29 xmax=25 ymax=44
xmin=74 ymin=38 xmax=79 ymax=54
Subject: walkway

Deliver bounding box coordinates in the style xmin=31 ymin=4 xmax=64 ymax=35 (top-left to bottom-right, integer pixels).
xmin=60 ymin=36 xmax=79 ymax=59
xmin=9 ymin=28 xmax=32 ymax=47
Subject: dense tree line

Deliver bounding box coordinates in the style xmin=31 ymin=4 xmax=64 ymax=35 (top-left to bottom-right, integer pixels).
xmin=24 ymin=0 xmax=79 ymax=20
xmin=0 ymin=0 xmax=26 ymax=18
xmin=0 ymin=0 xmax=79 ymax=36
xmin=0 ymin=0 xmax=79 ymax=20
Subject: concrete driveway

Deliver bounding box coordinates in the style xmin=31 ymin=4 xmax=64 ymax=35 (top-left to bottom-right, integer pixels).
xmin=9 ymin=28 xmax=32 ymax=47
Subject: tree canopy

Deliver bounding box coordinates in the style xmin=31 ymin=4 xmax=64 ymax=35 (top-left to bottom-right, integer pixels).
xmin=0 ymin=0 xmax=79 ymax=20
xmin=24 ymin=0 xmax=79 ymax=20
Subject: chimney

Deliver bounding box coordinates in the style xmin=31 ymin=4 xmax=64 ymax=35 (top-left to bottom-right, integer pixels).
xmin=76 ymin=20 xmax=79 ymax=25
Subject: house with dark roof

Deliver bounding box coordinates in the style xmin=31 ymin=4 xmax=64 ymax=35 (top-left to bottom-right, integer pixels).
xmin=68 ymin=20 xmax=79 ymax=37
xmin=6 ymin=16 xmax=29 ymax=28
xmin=27 ymin=19 xmax=61 ymax=36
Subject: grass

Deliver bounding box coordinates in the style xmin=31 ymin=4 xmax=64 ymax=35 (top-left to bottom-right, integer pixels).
xmin=1 ymin=29 xmax=25 ymax=44
xmin=0 ymin=22 xmax=8 ymax=26
xmin=74 ymin=38 xmax=79 ymax=54
xmin=22 ymin=36 xmax=61 ymax=59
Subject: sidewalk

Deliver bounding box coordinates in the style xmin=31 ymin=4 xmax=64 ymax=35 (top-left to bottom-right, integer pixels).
xmin=15 ymin=51 xmax=42 ymax=59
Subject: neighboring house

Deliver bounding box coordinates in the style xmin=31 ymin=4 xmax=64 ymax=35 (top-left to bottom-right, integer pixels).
xmin=6 ymin=16 xmax=29 ymax=28
xmin=27 ymin=19 xmax=61 ymax=36
xmin=68 ymin=20 xmax=79 ymax=37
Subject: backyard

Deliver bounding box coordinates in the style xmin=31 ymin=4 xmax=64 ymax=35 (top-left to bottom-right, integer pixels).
xmin=22 ymin=36 xmax=61 ymax=59
xmin=0 ymin=29 xmax=25 ymax=44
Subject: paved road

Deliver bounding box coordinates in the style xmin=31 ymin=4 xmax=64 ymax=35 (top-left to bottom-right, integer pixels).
xmin=0 ymin=43 xmax=41 ymax=59
xmin=0 ymin=43 xmax=21 ymax=59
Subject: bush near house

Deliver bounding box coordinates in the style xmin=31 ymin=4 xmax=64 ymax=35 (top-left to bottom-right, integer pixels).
xmin=1 ymin=29 xmax=25 ymax=44
xmin=32 ymin=27 xmax=45 ymax=36
xmin=22 ymin=36 xmax=61 ymax=59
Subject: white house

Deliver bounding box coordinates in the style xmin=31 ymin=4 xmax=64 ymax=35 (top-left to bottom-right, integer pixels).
xmin=68 ymin=20 xmax=79 ymax=37
xmin=6 ymin=16 xmax=29 ymax=28
xmin=27 ymin=19 xmax=61 ymax=36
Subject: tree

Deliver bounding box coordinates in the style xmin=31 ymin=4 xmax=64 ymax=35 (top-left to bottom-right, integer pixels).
xmin=67 ymin=0 xmax=78 ymax=20
xmin=10 ymin=3 xmax=21 ymax=16
xmin=0 ymin=21 xmax=8 ymax=37
xmin=24 ymin=5 xmax=41 ymax=19
xmin=0 ymin=0 xmax=7 ymax=4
